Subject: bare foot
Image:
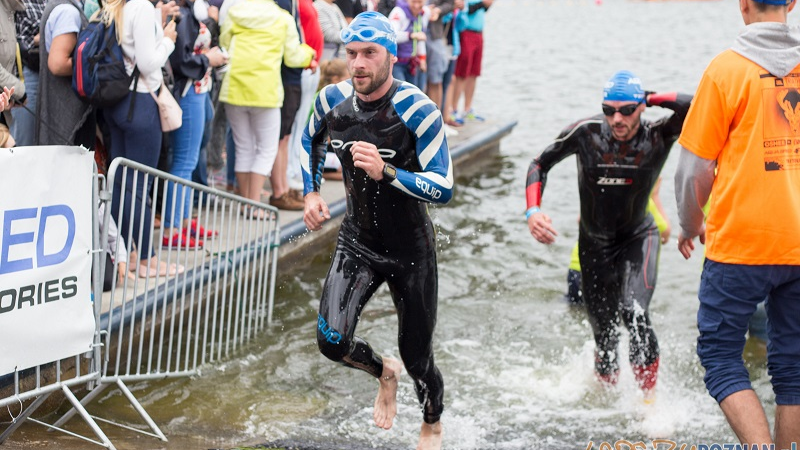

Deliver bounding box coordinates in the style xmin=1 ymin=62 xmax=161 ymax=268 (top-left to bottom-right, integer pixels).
xmin=417 ymin=421 xmax=443 ymax=450
xmin=374 ymin=357 xmax=402 ymax=430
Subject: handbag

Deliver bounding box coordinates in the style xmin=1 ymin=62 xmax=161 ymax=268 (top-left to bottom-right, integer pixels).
xmin=151 ymin=81 xmax=183 ymax=132
xmin=142 ymin=76 xmax=183 ymax=132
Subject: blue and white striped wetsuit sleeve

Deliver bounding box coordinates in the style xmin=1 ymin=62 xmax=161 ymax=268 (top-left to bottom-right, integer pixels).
xmin=390 ymin=83 xmax=454 ymax=204
xmin=301 ymin=81 xmax=353 ymax=196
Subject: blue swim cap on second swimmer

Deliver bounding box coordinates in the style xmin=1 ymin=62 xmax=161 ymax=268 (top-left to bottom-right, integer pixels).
xmin=603 ymin=70 xmax=646 ymax=103
xmin=752 ymin=0 xmax=793 ymax=5
xmin=340 ymin=11 xmax=398 ymax=56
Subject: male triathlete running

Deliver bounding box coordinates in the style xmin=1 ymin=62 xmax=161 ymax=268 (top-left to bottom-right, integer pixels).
xmin=525 ymin=70 xmax=692 ymax=400
xmin=301 ymin=11 xmax=454 ymax=450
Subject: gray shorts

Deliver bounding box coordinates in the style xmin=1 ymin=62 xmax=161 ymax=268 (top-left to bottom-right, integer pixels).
xmin=425 ymin=38 xmax=450 ymax=84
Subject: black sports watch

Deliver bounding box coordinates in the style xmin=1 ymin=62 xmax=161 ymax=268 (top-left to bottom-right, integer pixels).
xmin=381 ymin=163 xmax=397 ymax=184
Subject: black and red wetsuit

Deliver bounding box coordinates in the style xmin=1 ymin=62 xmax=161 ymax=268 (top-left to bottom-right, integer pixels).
xmin=525 ymin=93 xmax=692 ymax=383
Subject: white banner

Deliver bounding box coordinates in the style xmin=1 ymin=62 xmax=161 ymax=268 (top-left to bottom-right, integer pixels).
xmin=0 ymin=146 xmax=95 ymax=376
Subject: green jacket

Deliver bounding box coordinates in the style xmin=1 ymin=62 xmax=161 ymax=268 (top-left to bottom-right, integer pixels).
xmin=219 ymin=0 xmax=314 ymax=107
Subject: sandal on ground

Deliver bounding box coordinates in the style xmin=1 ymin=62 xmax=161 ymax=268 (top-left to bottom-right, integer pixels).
xmin=137 ymin=261 xmax=185 ymax=278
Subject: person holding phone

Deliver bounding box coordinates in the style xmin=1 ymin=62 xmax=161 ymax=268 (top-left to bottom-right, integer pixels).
xmin=104 ymin=0 xmax=180 ymax=277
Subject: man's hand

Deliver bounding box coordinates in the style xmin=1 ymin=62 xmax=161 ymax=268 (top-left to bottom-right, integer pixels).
xmin=304 ymin=192 xmax=331 ymax=231
xmin=677 ymin=228 xmax=705 ymax=260
xmin=527 ymin=212 xmax=558 ymax=245
xmin=350 ymin=141 xmax=385 ymax=181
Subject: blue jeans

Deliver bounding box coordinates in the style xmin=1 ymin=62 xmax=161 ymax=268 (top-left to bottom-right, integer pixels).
xmin=392 ymin=62 xmax=425 ymax=90
xmin=10 ymin=66 xmax=39 ymax=147
xmin=106 ymin=91 xmax=162 ymax=259
xmin=696 ymin=260 xmax=800 ymax=405
xmin=192 ymin=93 xmax=215 ymax=190
xmin=164 ymin=89 xmax=209 ymax=228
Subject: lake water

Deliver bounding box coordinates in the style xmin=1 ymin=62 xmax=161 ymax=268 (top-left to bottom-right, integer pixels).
xmin=7 ymin=0 xmax=790 ymax=449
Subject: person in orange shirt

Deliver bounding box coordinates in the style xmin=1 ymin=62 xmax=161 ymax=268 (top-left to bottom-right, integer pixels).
xmin=675 ymin=0 xmax=800 ymax=446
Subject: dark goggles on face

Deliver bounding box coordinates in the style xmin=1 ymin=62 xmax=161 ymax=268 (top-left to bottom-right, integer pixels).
xmin=602 ymin=102 xmax=642 ymax=116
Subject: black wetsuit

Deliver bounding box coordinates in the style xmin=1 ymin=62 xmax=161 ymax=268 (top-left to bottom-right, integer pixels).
xmin=301 ymin=79 xmax=454 ymax=424
xmin=525 ymin=93 xmax=692 ymax=379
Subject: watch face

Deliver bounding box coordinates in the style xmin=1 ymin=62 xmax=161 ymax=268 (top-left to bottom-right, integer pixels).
xmin=386 ymin=165 xmax=397 ymax=178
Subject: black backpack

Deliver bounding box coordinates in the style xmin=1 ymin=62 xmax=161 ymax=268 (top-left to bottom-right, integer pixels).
xmin=72 ymin=17 xmax=137 ymax=107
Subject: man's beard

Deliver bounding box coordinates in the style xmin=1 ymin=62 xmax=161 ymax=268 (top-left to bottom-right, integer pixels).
xmin=351 ymin=55 xmax=392 ymax=97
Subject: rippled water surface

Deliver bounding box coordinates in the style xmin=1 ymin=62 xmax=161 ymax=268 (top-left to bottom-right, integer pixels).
xmin=8 ymin=1 xmax=788 ymax=449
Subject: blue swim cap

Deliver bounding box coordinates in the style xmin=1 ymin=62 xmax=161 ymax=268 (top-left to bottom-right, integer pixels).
xmin=752 ymin=0 xmax=792 ymax=4
xmin=603 ymin=70 xmax=646 ymax=103
xmin=340 ymin=11 xmax=398 ymax=56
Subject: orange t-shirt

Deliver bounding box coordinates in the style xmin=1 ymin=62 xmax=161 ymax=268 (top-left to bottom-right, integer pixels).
xmin=679 ymin=49 xmax=800 ymax=265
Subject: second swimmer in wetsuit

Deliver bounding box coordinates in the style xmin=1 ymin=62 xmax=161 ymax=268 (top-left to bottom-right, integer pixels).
xmin=525 ymin=70 xmax=692 ymax=400
xmin=301 ymin=12 xmax=454 ymax=450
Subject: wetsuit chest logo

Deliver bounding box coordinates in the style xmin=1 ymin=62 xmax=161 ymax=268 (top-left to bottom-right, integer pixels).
xmin=597 ymin=176 xmax=633 ymax=186
xmin=330 ymin=139 xmax=397 ymax=159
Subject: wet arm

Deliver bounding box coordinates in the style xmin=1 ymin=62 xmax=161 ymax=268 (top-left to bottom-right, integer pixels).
xmin=302 ymin=82 xmax=352 ymax=196
xmin=647 ymin=92 xmax=693 ymax=139
xmin=301 ymin=93 xmax=331 ymax=195
xmin=392 ymin=97 xmax=453 ymax=204
xmin=525 ymin=124 xmax=581 ymax=211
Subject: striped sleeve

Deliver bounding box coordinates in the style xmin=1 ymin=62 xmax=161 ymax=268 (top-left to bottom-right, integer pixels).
xmin=389 ymin=82 xmax=454 ymax=204
xmin=302 ymin=80 xmax=353 ymax=195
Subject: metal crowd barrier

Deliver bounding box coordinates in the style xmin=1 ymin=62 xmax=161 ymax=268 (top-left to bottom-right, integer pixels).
xmin=1 ymin=157 xmax=281 ymax=449
xmin=0 ymin=162 xmax=111 ymax=448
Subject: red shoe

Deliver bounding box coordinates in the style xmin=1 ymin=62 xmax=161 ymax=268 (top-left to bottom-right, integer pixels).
xmin=596 ymin=371 xmax=619 ymax=386
xmin=187 ymin=219 xmax=217 ymax=239
xmin=632 ymin=357 xmax=659 ymax=392
xmin=162 ymin=232 xmax=203 ymax=249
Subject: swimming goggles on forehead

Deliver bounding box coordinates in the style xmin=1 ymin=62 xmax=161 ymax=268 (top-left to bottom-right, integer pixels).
xmin=601 ymin=102 xmax=642 ymax=117
xmin=340 ymin=26 xmax=396 ymax=44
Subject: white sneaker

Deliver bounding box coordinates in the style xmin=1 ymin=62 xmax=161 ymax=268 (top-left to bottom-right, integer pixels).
xmin=443 ymin=124 xmax=459 ymax=137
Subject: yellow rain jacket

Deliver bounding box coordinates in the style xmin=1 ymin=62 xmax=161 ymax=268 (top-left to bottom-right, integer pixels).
xmin=219 ymin=0 xmax=315 ymax=108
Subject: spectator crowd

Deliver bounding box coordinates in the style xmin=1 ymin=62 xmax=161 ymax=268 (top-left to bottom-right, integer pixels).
xmin=0 ymin=0 xmax=492 ymax=273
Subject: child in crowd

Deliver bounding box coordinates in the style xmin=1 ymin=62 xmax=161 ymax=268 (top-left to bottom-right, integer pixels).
xmin=315 ymin=59 xmax=348 ymax=180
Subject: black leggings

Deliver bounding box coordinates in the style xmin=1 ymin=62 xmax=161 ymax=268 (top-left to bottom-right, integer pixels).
xmin=317 ymin=233 xmax=444 ymax=424
xmin=579 ymin=226 xmax=661 ymax=377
